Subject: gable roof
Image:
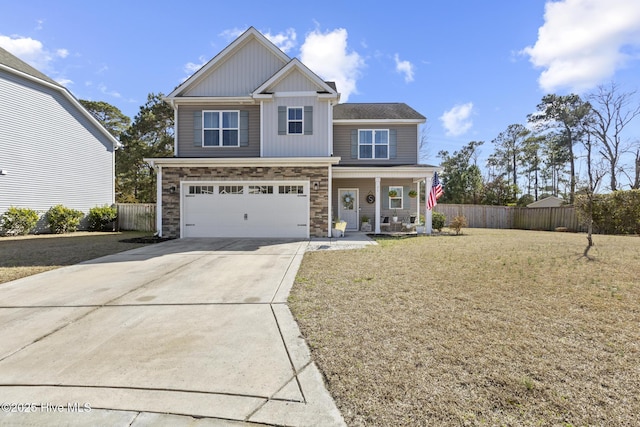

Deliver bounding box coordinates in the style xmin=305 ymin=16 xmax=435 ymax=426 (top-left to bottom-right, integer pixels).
xmin=167 ymin=27 xmax=291 ymax=99
xmin=0 ymin=46 xmax=61 ymax=87
xmin=527 ymin=195 xmax=565 ymax=208
xmin=333 ymin=103 xmax=426 ymax=122
xmin=253 ymin=58 xmax=338 ymax=98
xmin=0 ymin=46 xmax=121 ymax=149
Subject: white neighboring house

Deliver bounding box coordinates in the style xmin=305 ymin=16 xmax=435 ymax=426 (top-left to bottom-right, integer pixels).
xmin=0 ymin=46 xmax=120 ymax=225
xmin=527 ymin=195 xmax=565 ymax=208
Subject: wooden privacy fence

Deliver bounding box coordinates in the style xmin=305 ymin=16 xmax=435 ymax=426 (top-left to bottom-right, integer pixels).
xmin=116 ymin=203 xmax=156 ymax=232
xmin=434 ymin=204 xmax=586 ymax=232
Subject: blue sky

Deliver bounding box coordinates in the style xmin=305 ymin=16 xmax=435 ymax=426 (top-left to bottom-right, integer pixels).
xmin=2 ymin=0 xmax=639 ymax=171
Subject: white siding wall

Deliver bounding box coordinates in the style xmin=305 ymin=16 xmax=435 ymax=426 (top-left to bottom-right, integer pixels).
xmin=262 ymin=96 xmax=330 ymax=157
xmin=185 ymin=38 xmax=286 ymax=97
xmin=0 ymin=70 xmax=115 ymax=215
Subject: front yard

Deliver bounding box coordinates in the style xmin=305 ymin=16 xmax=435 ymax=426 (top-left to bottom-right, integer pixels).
xmin=290 ymin=229 xmax=640 ymax=426
xmin=0 ymin=232 xmax=153 ymax=284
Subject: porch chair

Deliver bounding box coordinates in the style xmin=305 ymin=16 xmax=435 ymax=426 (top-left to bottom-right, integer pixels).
xmin=402 ymin=216 xmax=419 ymax=232
xmin=333 ymin=220 xmax=347 ymax=237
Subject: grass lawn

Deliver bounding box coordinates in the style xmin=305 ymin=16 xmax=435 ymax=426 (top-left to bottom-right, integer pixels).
xmin=0 ymin=231 xmax=154 ymax=284
xmin=290 ymin=228 xmax=640 ymax=426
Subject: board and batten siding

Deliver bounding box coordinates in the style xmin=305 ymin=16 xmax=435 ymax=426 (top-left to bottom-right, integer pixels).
xmin=333 ymin=124 xmax=419 ymax=165
xmin=0 ymin=70 xmax=115 ymax=214
xmin=184 ymin=38 xmax=286 ymax=97
xmin=177 ymin=104 xmax=260 ymax=157
xmin=262 ymin=96 xmax=330 ymax=157
xmin=269 ymin=69 xmax=321 ymax=92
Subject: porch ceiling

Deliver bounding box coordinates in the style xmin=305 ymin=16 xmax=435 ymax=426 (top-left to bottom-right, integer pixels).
xmin=332 ymin=165 xmax=441 ymax=180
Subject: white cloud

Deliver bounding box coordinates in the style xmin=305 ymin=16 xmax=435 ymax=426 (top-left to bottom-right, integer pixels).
xmin=0 ymin=35 xmax=53 ymax=70
xmin=440 ymin=102 xmax=474 ymax=137
xmin=300 ymin=28 xmax=365 ymax=102
xmin=522 ymin=0 xmax=640 ymax=93
xmin=219 ymin=27 xmax=247 ymax=42
xmin=97 ymin=83 xmax=121 ymax=98
xmin=55 ymin=78 xmax=73 ymax=87
xmin=56 ymin=48 xmax=69 ymax=58
xmin=394 ymin=53 xmax=415 ymax=83
xmin=264 ymin=28 xmax=297 ymax=53
xmin=184 ymin=55 xmax=208 ymax=75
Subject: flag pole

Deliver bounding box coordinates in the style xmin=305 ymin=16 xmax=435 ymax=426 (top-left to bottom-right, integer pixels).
xmin=425 ymin=174 xmax=433 ymax=235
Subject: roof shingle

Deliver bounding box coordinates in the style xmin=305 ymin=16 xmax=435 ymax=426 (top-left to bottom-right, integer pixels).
xmin=0 ymin=46 xmax=62 ymax=87
xmin=333 ymin=103 xmax=425 ymax=121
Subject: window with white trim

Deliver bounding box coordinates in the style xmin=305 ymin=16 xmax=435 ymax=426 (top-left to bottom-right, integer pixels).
xmin=249 ymin=185 xmax=273 ymax=194
xmin=203 ymin=111 xmax=239 ymax=147
xmin=288 ymin=107 xmax=303 ymax=134
xmin=389 ymin=186 xmax=403 ymax=209
xmin=359 ymin=129 xmax=389 ymax=159
xmin=279 ymin=185 xmax=304 ymax=194
xmin=219 ymin=185 xmax=244 ymax=194
xmin=189 ymin=185 xmax=215 ymax=194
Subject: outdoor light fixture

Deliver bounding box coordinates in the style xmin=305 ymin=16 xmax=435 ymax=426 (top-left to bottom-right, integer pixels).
xmin=313 ymin=181 xmax=319 ymax=191
xmin=169 ymin=185 xmax=176 ymax=193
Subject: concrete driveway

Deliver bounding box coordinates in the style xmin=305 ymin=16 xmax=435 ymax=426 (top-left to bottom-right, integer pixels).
xmin=0 ymin=238 xmax=345 ymax=426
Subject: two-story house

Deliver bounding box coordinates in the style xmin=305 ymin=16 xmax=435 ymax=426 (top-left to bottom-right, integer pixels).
xmin=148 ymin=27 xmax=439 ymax=239
xmin=0 ymin=47 xmax=119 ymax=220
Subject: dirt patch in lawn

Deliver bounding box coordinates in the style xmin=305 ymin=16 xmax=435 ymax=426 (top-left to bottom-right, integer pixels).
xmin=290 ymin=229 xmax=640 ymax=426
xmin=0 ymin=231 xmax=154 ymax=284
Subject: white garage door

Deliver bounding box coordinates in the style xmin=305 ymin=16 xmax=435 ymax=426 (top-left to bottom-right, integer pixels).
xmin=182 ymin=181 xmax=309 ymax=238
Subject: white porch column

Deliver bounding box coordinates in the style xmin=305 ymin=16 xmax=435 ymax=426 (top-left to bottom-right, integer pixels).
xmin=156 ymin=165 xmax=163 ymax=237
xmin=374 ymin=177 xmax=381 ymax=233
xmin=328 ymin=165 xmax=333 ymax=237
xmin=416 ymin=180 xmax=421 ymax=230
xmin=425 ymin=175 xmax=433 ymax=235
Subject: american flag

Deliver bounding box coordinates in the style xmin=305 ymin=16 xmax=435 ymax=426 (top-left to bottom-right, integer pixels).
xmin=427 ymin=172 xmax=443 ymax=210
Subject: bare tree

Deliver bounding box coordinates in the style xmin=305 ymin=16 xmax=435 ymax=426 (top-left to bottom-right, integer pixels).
xmin=578 ymin=132 xmax=607 ymax=259
xmin=587 ymin=82 xmax=640 ymax=191
xmin=419 ymin=124 xmax=431 ymax=163
xmin=619 ymin=142 xmax=640 ymax=189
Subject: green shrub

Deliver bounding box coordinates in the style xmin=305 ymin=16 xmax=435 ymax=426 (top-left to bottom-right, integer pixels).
xmin=575 ymin=190 xmax=640 ymax=235
xmin=0 ymin=207 xmax=39 ymax=235
xmin=45 ymin=205 xmax=84 ymax=234
xmin=87 ymin=205 xmax=117 ymax=231
xmin=432 ymin=211 xmax=446 ymax=231
xmin=450 ymin=215 xmax=468 ymax=235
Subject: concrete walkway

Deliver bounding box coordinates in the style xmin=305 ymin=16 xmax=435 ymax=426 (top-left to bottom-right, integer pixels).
xmin=0 ymin=237 xmax=375 ymax=426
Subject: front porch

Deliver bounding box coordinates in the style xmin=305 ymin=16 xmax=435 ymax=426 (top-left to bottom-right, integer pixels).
xmin=330 ymin=165 xmax=440 ymax=236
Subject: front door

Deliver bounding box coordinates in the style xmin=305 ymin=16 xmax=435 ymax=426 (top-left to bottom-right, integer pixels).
xmin=338 ymin=189 xmax=358 ymax=231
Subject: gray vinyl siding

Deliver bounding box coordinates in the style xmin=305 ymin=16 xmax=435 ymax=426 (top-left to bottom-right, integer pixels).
xmin=332 ymin=178 xmax=418 ymax=228
xmin=0 ymin=70 xmax=115 ymax=215
xmin=262 ymin=96 xmax=330 ymax=157
xmin=177 ymin=104 xmax=260 ymax=157
xmin=185 ymin=38 xmax=287 ymax=97
xmin=333 ymin=124 xmax=419 ymax=165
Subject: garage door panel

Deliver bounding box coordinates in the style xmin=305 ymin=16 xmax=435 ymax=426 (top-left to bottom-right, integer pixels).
xmin=182 ymin=183 xmax=308 ymax=238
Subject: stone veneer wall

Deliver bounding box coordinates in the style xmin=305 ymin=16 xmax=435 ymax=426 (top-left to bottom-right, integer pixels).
xmin=161 ymin=166 xmax=329 ymax=238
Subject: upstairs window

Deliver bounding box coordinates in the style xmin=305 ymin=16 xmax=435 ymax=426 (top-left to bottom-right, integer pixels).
xmin=359 ymin=129 xmax=389 ymax=159
xmin=203 ymin=111 xmax=239 ymax=147
xmin=288 ymin=107 xmax=303 ymax=134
